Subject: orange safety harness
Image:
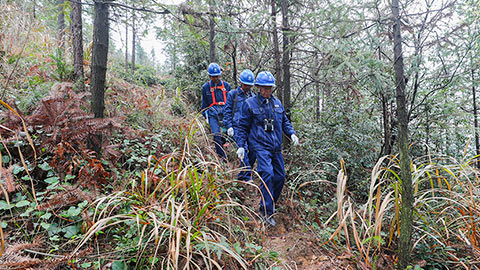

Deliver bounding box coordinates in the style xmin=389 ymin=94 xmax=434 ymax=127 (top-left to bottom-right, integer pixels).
xmin=209 ymin=81 xmax=227 ymax=107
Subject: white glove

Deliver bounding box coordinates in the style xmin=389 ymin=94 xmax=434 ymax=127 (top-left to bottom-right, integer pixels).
xmin=291 ymin=134 xmax=299 ymax=146
xmin=227 ymin=127 xmax=234 ymax=137
xmin=237 ymin=147 xmax=245 ymax=160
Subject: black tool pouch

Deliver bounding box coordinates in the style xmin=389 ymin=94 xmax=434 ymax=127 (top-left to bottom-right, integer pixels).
xmin=264 ymin=118 xmax=274 ymax=132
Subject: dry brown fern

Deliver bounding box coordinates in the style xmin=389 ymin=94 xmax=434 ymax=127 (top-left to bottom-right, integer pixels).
xmin=0 ymin=237 xmax=92 ymax=270
xmin=37 ymin=185 xmax=94 ymax=211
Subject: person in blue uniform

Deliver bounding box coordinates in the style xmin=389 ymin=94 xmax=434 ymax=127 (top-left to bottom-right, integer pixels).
xmin=201 ymin=63 xmax=231 ymax=159
xmin=236 ymin=71 xmax=299 ymax=226
xmin=224 ymin=69 xmax=256 ymax=182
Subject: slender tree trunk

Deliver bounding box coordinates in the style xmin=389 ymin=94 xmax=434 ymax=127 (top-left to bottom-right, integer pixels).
xmin=70 ymin=0 xmax=84 ymax=90
xmin=90 ymin=0 xmax=110 ymax=155
xmin=313 ymin=54 xmax=320 ymax=121
xmin=382 ymin=94 xmax=392 ymax=155
xmin=473 ymin=65 xmax=479 ymax=168
xmin=172 ymin=24 xmax=177 ymax=71
xmin=32 ymin=0 xmax=36 ymax=18
xmin=425 ymin=104 xmax=430 ymax=155
xmin=392 ymin=0 xmax=413 ymax=268
xmin=281 ymin=0 xmax=291 ymax=112
xmin=57 ymin=0 xmax=65 ymax=50
xmin=125 ymin=20 xmax=128 ymax=73
xmin=232 ymin=41 xmax=238 ymax=88
xmin=131 ymin=11 xmax=136 ymax=75
xmin=209 ymin=1 xmax=216 ymax=63
xmin=271 ymin=0 xmax=283 ymax=102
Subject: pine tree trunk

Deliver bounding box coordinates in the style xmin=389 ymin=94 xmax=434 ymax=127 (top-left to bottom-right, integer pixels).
xmin=209 ymin=1 xmax=216 ymax=63
xmin=125 ymin=20 xmax=128 ymax=73
xmin=90 ymin=0 xmax=110 ymax=155
xmin=57 ymin=0 xmax=65 ymax=50
xmin=131 ymin=11 xmax=136 ymax=75
xmin=382 ymin=94 xmax=392 ymax=155
xmin=70 ymin=0 xmax=84 ymax=90
xmin=281 ymin=0 xmax=291 ymax=113
xmin=473 ymin=65 xmax=479 ymax=168
xmin=271 ymin=0 xmax=283 ymax=102
xmin=392 ymin=0 xmax=413 ymax=268
xmin=232 ymin=41 xmax=237 ymax=88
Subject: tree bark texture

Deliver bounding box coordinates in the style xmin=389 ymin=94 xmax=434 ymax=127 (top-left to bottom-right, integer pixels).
xmin=125 ymin=20 xmax=128 ymax=73
xmin=131 ymin=11 xmax=136 ymax=74
xmin=209 ymin=2 xmax=216 ymax=63
xmin=232 ymin=41 xmax=237 ymax=88
xmin=281 ymin=0 xmax=291 ymax=113
xmin=271 ymin=0 xmax=283 ymax=102
xmin=70 ymin=0 xmax=84 ymax=88
xmin=382 ymin=94 xmax=392 ymax=155
xmin=90 ymin=0 xmax=110 ymax=155
xmin=392 ymin=0 xmax=413 ymax=268
xmin=57 ymin=0 xmax=65 ymax=50
xmin=473 ymin=66 xmax=479 ymax=168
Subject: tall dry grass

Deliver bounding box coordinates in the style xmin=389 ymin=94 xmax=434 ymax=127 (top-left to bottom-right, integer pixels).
xmin=74 ymin=116 xmax=264 ymax=269
xmin=326 ymin=152 xmax=480 ymax=268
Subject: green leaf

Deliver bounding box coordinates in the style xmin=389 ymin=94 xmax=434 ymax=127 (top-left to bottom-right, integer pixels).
xmin=38 ymin=162 xmax=51 ymax=171
xmin=112 ymin=260 xmax=126 ymax=270
xmin=40 ymin=221 xmax=50 ymax=230
xmin=63 ymin=225 xmax=79 ymax=238
xmin=15 ymin=200 xmax=30 ymax=208
xmin=45 ymin=177 xmax=59 ymax=184
xmin=1 ymin=221 xmax=7 ymax=228
xmin=65 ymin=206 xmax=81 ymax=217
xmin=65 ymin=174 xmax=75 ymax=181
xmin=81 ymin=262 xmax=92 ymax=268
xmin=20 ymin=207 xmax=34 ymax=217
xmin=12 ymin=165 xmax=24 ymax=175
xmin=0 ymin=200 xmax=13 ymax=210
xmin=41 ymin=212 xmax=52 ymax=219
xmin=2 ymin=155 xmax=10 ymax=164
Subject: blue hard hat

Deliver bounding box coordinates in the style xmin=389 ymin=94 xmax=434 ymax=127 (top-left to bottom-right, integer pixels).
xmin=239 ymin=69 xmax=255 ymax=85
xmin=208 ymin=63 xmax=222 ymax=76
xmin=255 ymin=71 xmax=275 ymax=87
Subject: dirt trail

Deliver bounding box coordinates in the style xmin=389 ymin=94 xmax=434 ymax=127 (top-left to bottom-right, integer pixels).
xmin=232 ymin=179 xmax=353 ymax=270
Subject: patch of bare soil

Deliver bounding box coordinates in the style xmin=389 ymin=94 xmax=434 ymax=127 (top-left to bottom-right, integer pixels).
xmin=227 ymin=172 xmax=357 ymax=270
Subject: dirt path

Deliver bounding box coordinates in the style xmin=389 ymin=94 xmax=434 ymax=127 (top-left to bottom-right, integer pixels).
xmin=232 ymin=178 xmax=353 ymax=270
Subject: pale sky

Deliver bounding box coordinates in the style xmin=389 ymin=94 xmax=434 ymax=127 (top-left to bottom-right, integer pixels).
xmin=111 ymin=0 xmax=183 ymax=65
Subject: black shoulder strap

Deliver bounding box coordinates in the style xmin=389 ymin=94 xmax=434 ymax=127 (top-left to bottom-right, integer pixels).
xmin=231 ymin=89 xmax=239 ymax=116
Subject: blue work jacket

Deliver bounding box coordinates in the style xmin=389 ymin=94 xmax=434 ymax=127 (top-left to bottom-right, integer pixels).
xmin=223 ymin=86 xmax=254 ymax=129
xmin=237 ymin=93 xmax=296 ymax=152
xmin=201 ymin=80 xmax=231 ymax=118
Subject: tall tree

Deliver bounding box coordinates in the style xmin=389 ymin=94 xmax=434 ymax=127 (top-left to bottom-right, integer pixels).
xmin=125 ymin=20 xmax=129 ymax=73
xmin=271 ymin=0 xmax=282 ymax=102
xmin=473 ymin=64 xmax=479 ymax=167
xmin=70 ymin=0 xmax=84 ymax=89
xmin=281 ymin=0 xmax=291 ymax=112
xmin=131 ymin=10 xmax=136 ymax=74
xmin=90 ymin=0 xmax=111 ymax=155
xmin=208 ymin=0 xmax=216 ymax=62
xmin=392 ymin=0 xmax=413 ymax=267
xmin=57 ymin=0 xmax=65 ymax=50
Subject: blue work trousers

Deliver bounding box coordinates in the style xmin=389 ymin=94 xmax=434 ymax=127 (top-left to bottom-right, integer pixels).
xmin=256 ymin=149 xmax=285 ymax=216
xmin=208 ymin=115 xmax=226 ymax=158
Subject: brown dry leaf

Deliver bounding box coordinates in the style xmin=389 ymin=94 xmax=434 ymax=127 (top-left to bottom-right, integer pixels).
xmin=1 ymin=166 xmax=15 ymax=193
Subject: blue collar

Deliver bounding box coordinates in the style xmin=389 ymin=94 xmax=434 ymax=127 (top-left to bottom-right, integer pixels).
xmin=238 ymin=86 xmax=252 ymax=97
xmin=257 ymin=93 xmax=274 ymax=104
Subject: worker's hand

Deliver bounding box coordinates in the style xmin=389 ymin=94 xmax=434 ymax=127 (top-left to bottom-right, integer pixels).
xmin=227 ymin=127 xmax=234 ymax=137
xmin=237 ymin=147 xmax=245 ymax=160
xmin=291 ymin=134 xmax=299 ymax=146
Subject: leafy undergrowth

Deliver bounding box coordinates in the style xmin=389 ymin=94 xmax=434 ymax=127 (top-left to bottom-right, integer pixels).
xmin=2 ymin=75 xmax=480 ymax=269
xmin=0 ymin=78 xmax=346 ymax=269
